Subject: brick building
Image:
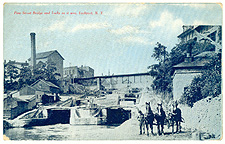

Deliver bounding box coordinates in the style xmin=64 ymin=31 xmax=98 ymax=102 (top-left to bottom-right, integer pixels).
xmin=64 ymin=65 xmax=94 ymax=79
xmin=28 ymin=50 xmax=64 ymax=80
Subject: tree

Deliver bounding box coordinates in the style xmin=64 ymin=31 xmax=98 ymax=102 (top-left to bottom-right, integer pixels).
xmin=180 ymin=53 xmax=221 ymax=107
xmin=45 ymin=59 xmax=61 ymax=85
xmin=4 ymin=59 xmax=61 ymax=93
xmin=148 ymin=40 xmax=216 ymax=100
xmin=18 ymin=65 xmax=33 ymax=89
xmin=4 ymin=63 xmax=19 ymax=92
xmin=151 ymin=42 xmax=169 ymax=62
xmin=148 ymin=43 xmax=172 ymax=99
xmin=33 ymin=59 xmax=61 ymax=86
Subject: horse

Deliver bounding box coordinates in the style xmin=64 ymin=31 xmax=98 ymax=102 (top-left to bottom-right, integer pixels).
xmin=167 ymin=102 xmax=183 ymax=134
xmin=144 ymin=102 xmax=155 ymax=136
xmin=154 ymin=103 xmax=166 ymax=135
xmin=172 ymin=103 xmax=183 ymax=133
xmin=166 ymin=112 xmax=176 ymax=134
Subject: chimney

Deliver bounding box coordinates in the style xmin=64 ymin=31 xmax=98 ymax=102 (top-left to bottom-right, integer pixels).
xmin=185 ymin=48 xmax=193 ymax=62
xmin=184 ymin=37 xmax=197 ymax=63
xmin=30 ymin=33 xmax=36 ymax=69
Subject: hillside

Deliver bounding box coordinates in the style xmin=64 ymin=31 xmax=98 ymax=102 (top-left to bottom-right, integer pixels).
xmin=181 ymin=94 xmax=222 ymax=140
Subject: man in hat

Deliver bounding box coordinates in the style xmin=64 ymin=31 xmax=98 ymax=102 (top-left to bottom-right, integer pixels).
xmin=172 ymin=101 xmax=182 ymax=133
xmin=137 ymin=110 xmax=145 ymax=135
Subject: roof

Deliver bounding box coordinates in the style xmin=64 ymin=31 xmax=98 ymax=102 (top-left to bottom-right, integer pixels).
xmin=13 ymin=95 xmax=36 ymax=102
xmin=173 ymin=51 xmax=214 ymax=69
xmin=31 ymin=79 xmax=59 ymax=89
xmin=5 ymin=91 xmax=20 ymax=98
xmin=45 ymin=81 xmax=60 ymax=88
xmin=4 ymin=97 xmax=28 ymax=110
xmin=4 ymin=96 xmax=28 ymax=103
xmin=173 ymin=59 xmax=208 ymax=68
xmin=28 ymin=50 xmax=64 ymax=60
xmin=8 ymin=90 xmax=19 ymax=95
xmin=6 ymin=60 xmax=29 ymax=67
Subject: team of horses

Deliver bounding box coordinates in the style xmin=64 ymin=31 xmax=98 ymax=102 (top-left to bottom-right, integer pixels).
xmin=138 ymin=102 xmax=183 ymax=136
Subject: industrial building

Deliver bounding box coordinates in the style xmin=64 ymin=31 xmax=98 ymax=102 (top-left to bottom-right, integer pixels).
xmin=28 ymin=33 xmax=64 ymax=80
xmin=64 ymin=65 xmax=94 ymax=79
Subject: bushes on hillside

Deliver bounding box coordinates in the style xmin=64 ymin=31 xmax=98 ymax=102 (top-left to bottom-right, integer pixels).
xmin=148 ymin=40 xmax=215 ymax=101
xmin=180 ymin=53 xmax=221 ymax=107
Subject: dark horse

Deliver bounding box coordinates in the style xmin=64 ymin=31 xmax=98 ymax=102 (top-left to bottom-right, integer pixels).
xmin=144 ymin=102 xmax=155 ymax=136
xmin=154 ymin=103 xmax=166 ymax=135
xmin=168 ymin=102 xmax=182 ymax=134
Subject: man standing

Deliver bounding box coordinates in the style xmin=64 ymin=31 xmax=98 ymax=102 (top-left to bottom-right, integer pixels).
xmin=137 ymin=110 xmax=145 ymax=135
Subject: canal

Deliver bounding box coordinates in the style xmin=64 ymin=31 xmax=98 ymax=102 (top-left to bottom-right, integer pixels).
xmin=4 ymin=124 xmax=118 ymax=140
xmin=4 ymin=118 xmax=194 ymax=140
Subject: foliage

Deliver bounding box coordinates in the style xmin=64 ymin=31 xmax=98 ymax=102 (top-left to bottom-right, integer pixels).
xmin=148 ymin=60 xmax=173 ymax=96
xmin=180 ymin=53 xmax=221 ymax=107
xmin=4 ymin=59 xmax=61 ymax=93
xmin=148 ymin=43 xmax=172 ymax=98
xmin=149 ymin=40 xmax=217 ymax=101
xmin=33 ymin=59 xmax=61 ymax=86
xmin=4 ymin=63 xmax=19 ymax=93
xmin=151 ymin=42 xmax=169 ymax=62
xmin=18 ymin=66 xmax=33 ymax=89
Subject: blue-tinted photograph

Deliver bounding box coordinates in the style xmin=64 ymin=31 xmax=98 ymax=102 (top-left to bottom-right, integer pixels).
xmin=3 ymin=3 xmax=222 ymax=140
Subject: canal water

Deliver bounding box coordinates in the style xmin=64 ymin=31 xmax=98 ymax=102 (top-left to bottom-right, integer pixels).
xmin=3 ymin=120 xmax=195 ymax=140
xmin=4 ymin=124 xmax=118 ymax=140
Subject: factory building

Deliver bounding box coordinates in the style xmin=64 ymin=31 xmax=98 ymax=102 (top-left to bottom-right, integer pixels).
xmin=64 ymin=65 xmax=94 ymax=79
xmin=28 ymin=33 xmax=64 ymax=80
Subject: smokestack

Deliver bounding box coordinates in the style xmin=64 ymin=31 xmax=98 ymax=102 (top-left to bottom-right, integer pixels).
xmin=30 ymin=33 xmax=36 ymax=69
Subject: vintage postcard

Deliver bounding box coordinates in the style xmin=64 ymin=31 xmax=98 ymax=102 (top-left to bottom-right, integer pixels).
xmin=2 ymin=3 xmax=223 ymax=140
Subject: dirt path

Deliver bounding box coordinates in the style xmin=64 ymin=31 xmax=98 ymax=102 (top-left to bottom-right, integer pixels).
xmin=103 ymin=118 xmax=195 ymax=140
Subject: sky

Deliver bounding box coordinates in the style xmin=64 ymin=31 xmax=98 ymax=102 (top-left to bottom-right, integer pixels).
xmin=3 ymin=3 xmax=222 ymax=76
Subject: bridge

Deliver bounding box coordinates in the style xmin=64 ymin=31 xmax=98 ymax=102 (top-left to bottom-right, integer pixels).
xmin=69 ymin=72 xmax=151 ymax=90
